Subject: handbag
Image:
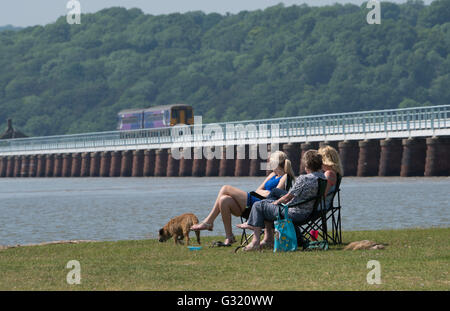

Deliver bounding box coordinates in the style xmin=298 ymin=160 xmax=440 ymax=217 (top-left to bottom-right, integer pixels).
xmin=273 ymin=203 xmax=298 ymax=252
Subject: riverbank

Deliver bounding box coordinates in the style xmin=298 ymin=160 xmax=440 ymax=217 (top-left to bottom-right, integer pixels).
xmin=0 ymin=227 xmax=448 ymax=290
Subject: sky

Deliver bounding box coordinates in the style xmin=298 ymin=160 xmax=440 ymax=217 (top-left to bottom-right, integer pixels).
xmin=0 ymin=0 xmax=435 ymax=27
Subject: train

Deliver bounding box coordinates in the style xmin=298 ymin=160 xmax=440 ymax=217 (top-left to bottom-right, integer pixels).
xmin=117 ymin=104 xmax=194 ymax=131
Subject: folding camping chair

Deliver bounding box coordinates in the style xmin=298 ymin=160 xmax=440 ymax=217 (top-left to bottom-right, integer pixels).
xmin=237 ymin=175 xmax=293 ymax=247
xmin=295 ymin=175 xmax=343 ymax=246
xmin=235 ymin=176 xmax=325 ymax=252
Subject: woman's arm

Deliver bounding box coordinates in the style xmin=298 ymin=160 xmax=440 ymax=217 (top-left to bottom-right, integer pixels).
xmin=256 ymin=172 xmax=274 ymax=191
xmin=273 ymin=193 xmax=294 ymax=205
xmin=276 ymin=174 xmax=288 ymax=190
xmin=253 ymin=172 xmax=275 ymax=197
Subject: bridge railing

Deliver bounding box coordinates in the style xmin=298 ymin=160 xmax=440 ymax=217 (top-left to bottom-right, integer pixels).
xmin=0 ymin=105 xmax=449 ymax=154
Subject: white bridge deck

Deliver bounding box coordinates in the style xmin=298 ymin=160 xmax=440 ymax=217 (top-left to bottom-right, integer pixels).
xmin=1 ymin=105 xmax=449 ymax=156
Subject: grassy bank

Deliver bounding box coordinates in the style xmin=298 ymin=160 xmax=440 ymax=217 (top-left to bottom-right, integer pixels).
xmin=0 ymin=228 xmax=448 ymax=290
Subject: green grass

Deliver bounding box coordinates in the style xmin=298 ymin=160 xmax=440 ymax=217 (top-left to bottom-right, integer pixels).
xmin=0 ymin=228 xmax=449 ymax=290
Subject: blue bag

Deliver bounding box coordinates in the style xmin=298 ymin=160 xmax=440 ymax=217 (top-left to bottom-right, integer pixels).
xmin=274 ymin=204 xmax=298 ymax=252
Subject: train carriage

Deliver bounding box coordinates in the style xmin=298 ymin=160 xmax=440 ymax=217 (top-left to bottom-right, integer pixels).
xmin=117 ymin=104 xmax=194 ymax=138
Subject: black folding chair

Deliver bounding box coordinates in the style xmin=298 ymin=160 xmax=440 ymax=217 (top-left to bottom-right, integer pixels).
xmin=294 ymin=175 xmax=343 ymax=246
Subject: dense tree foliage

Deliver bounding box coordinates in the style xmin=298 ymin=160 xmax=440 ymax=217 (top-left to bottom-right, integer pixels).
xmin=0 ymin=1 xmax=449 ymax=136
xmin=0 ymin=25 xmax=22 ymax=32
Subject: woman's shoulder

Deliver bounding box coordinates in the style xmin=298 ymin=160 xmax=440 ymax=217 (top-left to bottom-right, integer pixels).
xmin=267 ymin=172 xmax=275 ymax=178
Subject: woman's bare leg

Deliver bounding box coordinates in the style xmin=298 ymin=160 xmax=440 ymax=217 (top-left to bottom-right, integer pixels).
xmin=218 ymin=194 xmax=245 ymax=243
xmin=244 ymin=227 xmax=262 ymax=250
xmin=192 ymin=185 xmax=247 ymax=231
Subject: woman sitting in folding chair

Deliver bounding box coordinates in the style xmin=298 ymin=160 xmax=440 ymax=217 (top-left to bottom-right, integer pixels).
xmin=318 ymin=145 xmax=343 ymax=209
xmin=237 ymin=150 xmax=325 ymax=251
xmin=191 ymin=151 xmax=295 ymax=246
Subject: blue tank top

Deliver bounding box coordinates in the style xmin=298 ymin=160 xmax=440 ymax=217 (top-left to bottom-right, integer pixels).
xmin=264 ymin=174 xmax=283 ymax=191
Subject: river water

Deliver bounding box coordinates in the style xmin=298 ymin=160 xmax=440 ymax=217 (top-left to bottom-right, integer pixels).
xmin=0 ymin=177 xmax=448 ymax=245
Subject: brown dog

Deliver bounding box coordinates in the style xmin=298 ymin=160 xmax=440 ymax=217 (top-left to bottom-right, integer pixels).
xmin=158 ymin=213 xmax=201 ymax=245
xmin=344 ymin=240 xmax=385 ymax=250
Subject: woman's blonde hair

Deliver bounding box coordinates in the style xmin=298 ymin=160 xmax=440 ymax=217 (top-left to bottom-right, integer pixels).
xmin=318 ymin=145 xmax=344 ymax=176
xmin=269 ymin=150 xmax=296 ymax=182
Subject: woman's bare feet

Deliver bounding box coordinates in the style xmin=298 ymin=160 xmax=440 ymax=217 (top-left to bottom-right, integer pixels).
xmin=243 ymin=241 xmax=261 ymax=251
xmin=191 ymin=221 xmax=213 ymax=231
xmin=236 ymin=222 xmax=256 ymax=231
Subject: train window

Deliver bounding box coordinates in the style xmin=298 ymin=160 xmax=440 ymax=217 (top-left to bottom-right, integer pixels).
xmin=186 ymin=108 xmax=193 ymax=120
xmin=171 ymin=109 xmax=179 ymax=120
xmin=164 ymin=110 xmax=170 ymax=126
xmin=122 ymin=116 xmax=139 ymax=124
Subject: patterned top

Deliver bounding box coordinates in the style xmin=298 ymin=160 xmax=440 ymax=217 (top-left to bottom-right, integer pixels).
xmin=287 ymin=171 xmax=326 ymax=214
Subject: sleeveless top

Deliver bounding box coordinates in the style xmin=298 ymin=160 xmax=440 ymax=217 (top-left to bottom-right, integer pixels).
xmin=264 ymin=174 xmax=283 ymax=191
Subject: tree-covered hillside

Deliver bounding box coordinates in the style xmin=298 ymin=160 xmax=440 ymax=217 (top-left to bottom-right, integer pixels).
xmin=0 ymin=0 xmax=449 ymax=136
xmin=0 ymin=25 xmax=22 ymax=32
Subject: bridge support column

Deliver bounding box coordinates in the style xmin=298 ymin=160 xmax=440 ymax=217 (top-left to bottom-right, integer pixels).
xmin=36 ymin=155 xmax=46 ymax=177
xmin=357 ymin=140 xmax=380 ymax=177
xmin=109 ymin=151 xmax=121 ymax=177
xmin=338 ymin=141 xmax=359 ymax=176
xmin=300 ymin=142 xmax=319 ymax=175
xmin=283 ymin=143 xmax=301 ymax=176
xmin=154 ymin=149 xmax=168 ymax=177
xmin=90 ymin=152 xmax=101 ymax=177
xmin=0 ymin=157 xmax=6 ymax=177
xmin=205 ymin=147 xmax=220 ymax=177
xmin=400 ymin=138 xmax=426 ymax=177
xmin=179 ymin=148 xmax=193 ymax=177
xmin=219 ymin=146 xmax=235 ymax=177
xmin=45 ymin=154 xmax=55 ymax=177
xmin=193 ymin=147 xmax=206 ymax=177
xmin=28 ymin=155 xmax=37 ymax=177
xmin=132 ymin=150 xmax=144 ymax=177
xmin=80 ymin=153 xmax=90 ymax=177
xmin=62 ymin=154 xmax=72 ymax=177
xmin=167 ymin=149 xmax=180 ymax=177
xmin=13 ymin=156 xmax=22 ymax=177
xmin=100 ymin=151 xmax=111 ymax=177
xmin=143 ymin=150 xmax=155 ymax=177
xmin=378 ymin=138 xmax=402 ymax=176
xmin=120 ymin=151 xmax=132 ymax=177
xmin=235 ymin=145 xmax=249 ymax=177
xmin=425 ymin=137 xmax=450 ymax=176
xmin=249 ymin=145 xmax=264 ymax=176
xmin=71 ymin=153 xmax=81 ymax=177
xmin=6 ymin=156 xmax=14 ymax=177
xmin=20 ymin=155 xmax=29 ymax=177
xmin=53 ymin=154 xmax=63 ymax=177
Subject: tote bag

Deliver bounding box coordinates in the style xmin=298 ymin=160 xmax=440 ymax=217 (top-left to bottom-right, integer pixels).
xmin=274 ymin=204 xmax=298 ymax=252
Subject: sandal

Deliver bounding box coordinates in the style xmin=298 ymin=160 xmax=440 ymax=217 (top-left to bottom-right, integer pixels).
xmin=211 ymin=241 xmax=232 ymax=247
xmin=191 ymin=221 xmax=213 ymax=231
xmin=210 ymin=235 xmax=236 ymax=247
xmin=224 ymin=235 xmax=236 ymax=246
